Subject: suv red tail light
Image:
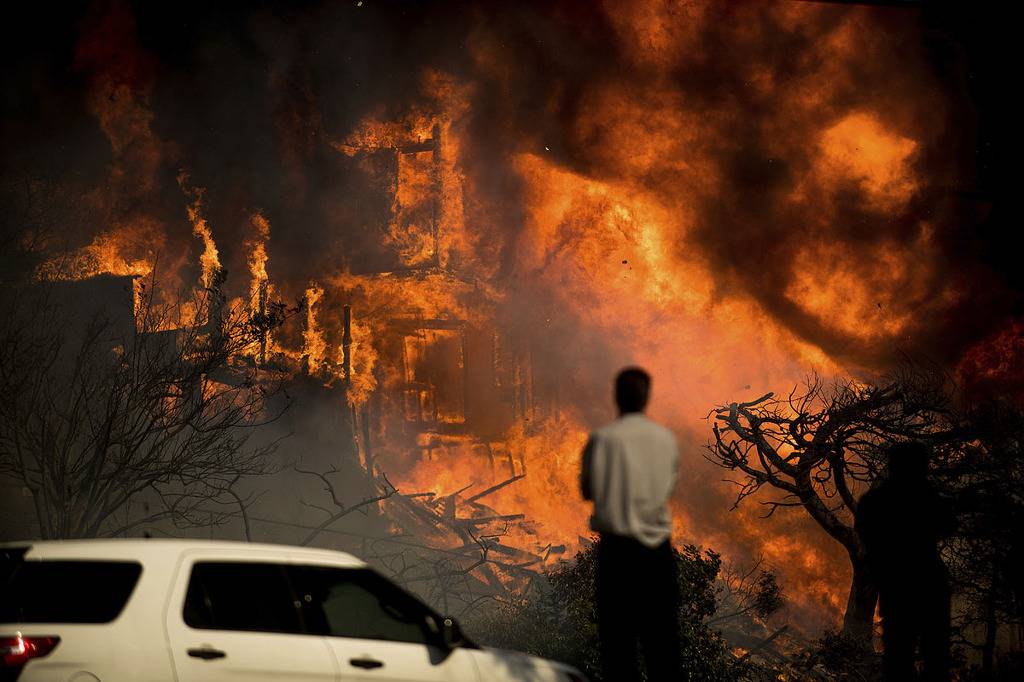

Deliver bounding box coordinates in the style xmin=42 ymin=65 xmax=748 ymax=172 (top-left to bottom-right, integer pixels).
xmin=0 ymin=635 xmax=60 ymax=667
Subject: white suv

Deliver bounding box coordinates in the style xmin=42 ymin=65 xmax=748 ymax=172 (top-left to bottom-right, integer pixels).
xmin=0 ymin=539 xmax=585 ymax=682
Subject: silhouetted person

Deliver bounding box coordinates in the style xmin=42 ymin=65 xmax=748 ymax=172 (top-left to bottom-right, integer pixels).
xmin=855 ymin=441 xmax=955 ymax=681
xmin=581 ymin=367 xmax=681 ymax=682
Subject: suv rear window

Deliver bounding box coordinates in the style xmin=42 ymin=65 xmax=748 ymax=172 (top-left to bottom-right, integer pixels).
xmin=290 ymin=566 xmax=437 ymax=645
xmin=0 ymin=558 xmax=142 ymax=624
xmin=184 ymin=562 xmax=303 ymax=634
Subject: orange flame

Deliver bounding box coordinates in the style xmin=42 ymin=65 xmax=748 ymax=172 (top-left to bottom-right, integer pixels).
xmin=346 ymin=319 xmax=379 ymax=408
xmin=247 ymin=211 xmax=272 ymax=308
xmin=303 ymin=283 xmax=327 ymax=372
xmin=36 ymin=221 xmax=159 ymax=282
xmin=177 ymin=171 xmax=222 ymax=290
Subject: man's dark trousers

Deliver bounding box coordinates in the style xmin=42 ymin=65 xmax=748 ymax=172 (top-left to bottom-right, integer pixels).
xmin=597 ymin=533 xmax=680 ymax=681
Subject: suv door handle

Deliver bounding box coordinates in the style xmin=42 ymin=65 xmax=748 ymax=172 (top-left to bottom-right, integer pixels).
xmin=187 ymin=646 xmax=227 ymax=660
xmin=349 ymin=657 xmax=384 ymax=670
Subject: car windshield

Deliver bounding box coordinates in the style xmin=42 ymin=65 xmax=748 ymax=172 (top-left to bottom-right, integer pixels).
xmin=0 ymin=555 xmax=142 ymax=624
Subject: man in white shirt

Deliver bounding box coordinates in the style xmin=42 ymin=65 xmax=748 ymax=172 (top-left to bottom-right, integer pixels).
xmin=581 ymin=367 xmax=681 ymax=681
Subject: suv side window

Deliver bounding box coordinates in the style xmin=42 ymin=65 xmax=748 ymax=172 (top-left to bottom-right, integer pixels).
xmin=291 ymin=566 xmax=438 ymax=646
xmin=184 ymin=562 xmax=303 ymax=635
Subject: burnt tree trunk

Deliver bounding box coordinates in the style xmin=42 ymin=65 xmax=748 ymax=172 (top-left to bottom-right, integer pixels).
xmin=843 ymin=552 xmax=878 ymax=644
xmin=793 ymin=463 xmax=877 ymax=646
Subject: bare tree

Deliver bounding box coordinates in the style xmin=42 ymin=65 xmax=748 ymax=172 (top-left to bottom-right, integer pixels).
xmin=0 ymin=275 xmax=293 ymax=539
xmin=295 ymin=464 xmax=402 ymax=547
xmin=705 ymin=366 xmax=955 ymax=643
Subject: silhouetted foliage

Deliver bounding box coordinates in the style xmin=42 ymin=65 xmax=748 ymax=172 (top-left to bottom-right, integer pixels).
xmin=792 ymin=629 xmax=881 ymax=681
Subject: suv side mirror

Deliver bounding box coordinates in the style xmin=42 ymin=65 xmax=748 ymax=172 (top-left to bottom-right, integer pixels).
xmin=440 ymin=616 xmax=466 ymax=649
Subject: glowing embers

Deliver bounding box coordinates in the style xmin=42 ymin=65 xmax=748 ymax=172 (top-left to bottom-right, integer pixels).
xmin=401 ymin=325 xmax=466 ymax=427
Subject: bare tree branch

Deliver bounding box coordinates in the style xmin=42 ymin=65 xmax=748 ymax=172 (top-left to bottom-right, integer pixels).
xmin=0 ymin=277 xmax=296 ymax=538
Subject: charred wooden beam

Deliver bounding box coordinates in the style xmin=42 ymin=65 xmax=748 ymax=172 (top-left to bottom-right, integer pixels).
xmin=389 ymin=318 xmax=466 ymax=332
xmin=454 ymin=513 xmax=526 ymax=526
xmin=465 ymin=474 xmax=526 ymax=504
xmin=397 ymin=138 xmax=438 ymax=154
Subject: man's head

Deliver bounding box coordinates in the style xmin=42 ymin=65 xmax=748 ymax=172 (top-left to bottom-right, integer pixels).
xmin=886 ymin=440 xmax=930 ymax=482
xmin=615 ymin=367 xmax=651 ymax=414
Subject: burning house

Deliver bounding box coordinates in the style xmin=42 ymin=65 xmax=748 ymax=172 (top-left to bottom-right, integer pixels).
xmin=271 ymin=119 xmax=581 ymax=594
xmin=1 ymin=111 xmax=581 ymax=614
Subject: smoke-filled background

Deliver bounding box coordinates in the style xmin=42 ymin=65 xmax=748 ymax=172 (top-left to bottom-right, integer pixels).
xmin=1 ymin=0 xmax=1016 ymax=633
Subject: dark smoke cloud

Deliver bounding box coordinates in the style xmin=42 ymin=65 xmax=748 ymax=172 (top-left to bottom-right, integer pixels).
xmin=4 ymin=1 xmax=1015 ymax=369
